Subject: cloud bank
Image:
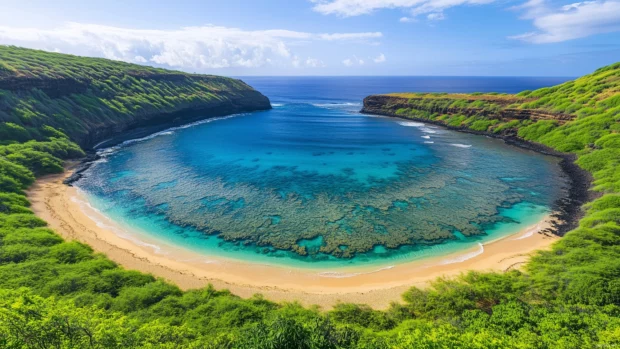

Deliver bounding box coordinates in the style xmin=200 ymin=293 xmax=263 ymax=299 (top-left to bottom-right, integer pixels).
xmin=311 ymin=0 xmax=620 ymax=43
xmin=0 ymin=22 xmax=382 ymax=70
xmin=311 ymin=0 xmax=494 ymax=19
xmin=510 ymin=0 xmax=620 ymax=43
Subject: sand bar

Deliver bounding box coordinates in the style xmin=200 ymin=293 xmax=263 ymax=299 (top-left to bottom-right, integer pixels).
xmin=28 ymin=165 xmax=559 ymax=309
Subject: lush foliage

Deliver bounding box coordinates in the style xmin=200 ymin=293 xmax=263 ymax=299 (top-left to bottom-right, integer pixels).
xmin=0 ymin=46 xmax=265 ymax=146
xmin=0 ymin=50 xmax=619 ymax=347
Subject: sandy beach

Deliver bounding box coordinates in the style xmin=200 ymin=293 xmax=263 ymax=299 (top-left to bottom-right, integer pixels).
xmin=28 ymin=164 xmax=560 ymax=310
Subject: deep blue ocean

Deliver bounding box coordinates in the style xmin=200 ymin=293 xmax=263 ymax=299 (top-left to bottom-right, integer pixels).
xmin=75 ymin=76 xmax=570 ymax=269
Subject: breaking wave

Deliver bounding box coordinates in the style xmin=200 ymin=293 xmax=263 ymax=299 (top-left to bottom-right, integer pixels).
xmin=437 ymin=243 xmax=484 ymax=265
xmin=513 ymin=223 xmax=542 ymax=240
xmin=312 ymin=102 xmax=361 ymax=109
xmin=70 ymin=191 xmax=166 ymax=254
xmin=95 ymin=114 xmax=245 ymax=157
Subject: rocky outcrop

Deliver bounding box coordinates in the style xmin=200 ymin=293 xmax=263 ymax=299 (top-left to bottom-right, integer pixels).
xmin=362 ymin=95 xmax=574 ymax=123
xmin=0 ymin=72 xmax=271 ymax=149
xmin=0 ymin=76 xmax=89 ymax=98
xmin=361 ymin=94 xmax=594 ymax=238
xmin=80 ymin=89 xmax=271 ymax=149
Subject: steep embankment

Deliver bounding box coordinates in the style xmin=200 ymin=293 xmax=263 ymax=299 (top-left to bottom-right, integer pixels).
xmin=363 ymin=94 xmax=574 ymax=126
xmin=0 ymin=46 xmax=270 ymax=148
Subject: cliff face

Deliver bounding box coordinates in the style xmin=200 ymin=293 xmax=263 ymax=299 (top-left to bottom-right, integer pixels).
xmin=0 ymin=46 xmax=271 ymax=148
xmin=0 ymin=76 xmax=89 ymax=98
xmin=361 ymin=94 xmax=596 ymax=238
xmin=362 ymin=95 xmax=574 ymax=125
xmin=79 ymin=88 xmax=270 ymax=149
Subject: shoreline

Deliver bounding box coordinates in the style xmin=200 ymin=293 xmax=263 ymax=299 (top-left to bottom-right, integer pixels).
xmin=63 ymin=113 xmax=258 ymax=186
xmin=29 ymin=165 xmax=559 ymax=309
xmin=360 ymin=100 xmax=596 ymax=237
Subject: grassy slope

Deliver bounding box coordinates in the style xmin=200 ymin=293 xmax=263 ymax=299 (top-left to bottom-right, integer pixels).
xmin=0 ymin=50 xmax=619 ymax=348
xmin=0 ymin=46 xmax=270 ymax=148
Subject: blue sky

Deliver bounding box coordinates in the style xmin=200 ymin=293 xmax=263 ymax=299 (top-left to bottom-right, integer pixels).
xmin=0 ymin=0 xmax=618 ymax=76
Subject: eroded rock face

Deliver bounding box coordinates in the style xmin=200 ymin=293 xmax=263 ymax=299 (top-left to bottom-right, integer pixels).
xmin=362 ymin=95 xmax=574 ymax=124
xmin=0 ymin=72 xmax=271 ymax=149
xmin=77 ymin=88 xmax=271 ymax=149
xmin=361 ymin=94 xmax=593 ymax=238
xmin=0 ymin=76 xmax=89 ymax=98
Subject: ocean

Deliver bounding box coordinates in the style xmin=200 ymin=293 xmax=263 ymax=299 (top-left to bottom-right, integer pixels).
xmin=75 ymin=76 xmax=570 ymax=269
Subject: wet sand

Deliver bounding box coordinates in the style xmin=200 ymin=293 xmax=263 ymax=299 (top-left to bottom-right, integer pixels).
xmin=28 ymin=164 xmax=559 ymax=310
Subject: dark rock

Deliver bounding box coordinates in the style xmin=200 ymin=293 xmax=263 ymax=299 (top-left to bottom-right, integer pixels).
xmin=361 ymin=94 xmax=598 ymax=237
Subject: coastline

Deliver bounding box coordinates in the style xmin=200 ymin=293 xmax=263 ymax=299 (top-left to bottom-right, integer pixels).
xmin=29 ymin=165 xmax=559 ymax=309
xmin=360 ymin=99 xmax=596 ymax=237
xmin=63 ymin=113 xmax=261 ymax=186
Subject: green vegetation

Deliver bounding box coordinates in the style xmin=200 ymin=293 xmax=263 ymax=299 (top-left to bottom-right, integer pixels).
xmin=0 ymin=46 xmax=269 ymax=147
xmin=0 ymin=48 xmax=619 ymax=347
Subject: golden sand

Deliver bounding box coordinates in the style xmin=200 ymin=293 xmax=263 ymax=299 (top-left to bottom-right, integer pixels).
xmin=28 ymin=165 xmax=559 ymax=309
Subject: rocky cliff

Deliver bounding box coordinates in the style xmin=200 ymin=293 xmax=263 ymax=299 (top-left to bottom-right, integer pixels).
xmin=0 ymin=46 xmax=271 ymax=148
xmin=362 ymin=95 xmax=574 ymax=125
xmin=361 ymin=93 xmax=598 ymax=237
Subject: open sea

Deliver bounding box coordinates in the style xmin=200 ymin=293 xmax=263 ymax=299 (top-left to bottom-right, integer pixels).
xmin=75 ymin=76 xmax=571 ymax=269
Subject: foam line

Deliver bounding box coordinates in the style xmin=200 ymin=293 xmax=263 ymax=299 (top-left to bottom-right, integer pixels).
xmin=312 ymin=102 xmax=360 ymax=108
xmin=437 ymin=243 xmax=484 ymax=265
xmin=71 ymin=190 xmax=166 ymax=254
xmin=398 ymin=121 xmax=425 ymax=127
xmin=317 ymin=265 xmax=395 ymax=278
xmin=96 ymin=113 xmax=245 ymax=156
xmin=513 ymin=223 xmax=542 ymax=240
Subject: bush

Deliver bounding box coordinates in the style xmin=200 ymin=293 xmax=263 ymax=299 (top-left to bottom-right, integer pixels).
xmin=49 ymin=242 xmax=94 ymax=264
xmin=1 ymin=47 xmax=619 ymax=348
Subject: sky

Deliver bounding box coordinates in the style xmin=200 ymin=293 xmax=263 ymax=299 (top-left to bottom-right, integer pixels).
xmin=0 ymin=0 xmax=618 ymax=76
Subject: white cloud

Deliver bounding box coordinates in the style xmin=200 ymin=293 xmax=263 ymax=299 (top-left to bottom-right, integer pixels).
xmin=510 ymin=0 xmax=548 ymax=19
xmin=399 ymin=16 xmax=415 ymax=22
xmin=427 ymin=12 xmax=445 ymax=20
xmin=311 ymin=0 xmax=494 ymax=18
xmin=306 ymin=57 xmax=326 ymax=67
xmin=342 ymin=55 xmax=365 ymax=66
xmin=0 ymin=22 xmax=382 ymax=70
xmin=292 ymin=55 xmax=301 ymax=67
xmin=510 ymin=0 xmax=620 ymax=43
xmin=293 ymin=56 xmax=325 ymax=68
xmin=561 ymin=1 xmax=596 ymax=11
xmin=318 ymin=32 xmax=382 ymax=40
xmin=373 ymin=53 xmax=386 ymax=63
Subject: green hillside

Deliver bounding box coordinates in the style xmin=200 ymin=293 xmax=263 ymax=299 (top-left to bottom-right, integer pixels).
xmin=0 ymin=48 xmax=619 ymax=348
xmin=0 ymin=46 xmax=270 ymax=147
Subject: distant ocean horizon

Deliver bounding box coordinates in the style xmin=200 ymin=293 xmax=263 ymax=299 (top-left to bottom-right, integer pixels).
xmin=75 ymin=76 xmax=569 ymax=269
xmin=238 ymin=75 xmax=573 ymax=105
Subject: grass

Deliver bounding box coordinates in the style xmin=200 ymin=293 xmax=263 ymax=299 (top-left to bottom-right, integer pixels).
xmin=0 ymin=48 xmax=619 ymax=348
xmin=0 ymin=45 xmax=265 ymax=147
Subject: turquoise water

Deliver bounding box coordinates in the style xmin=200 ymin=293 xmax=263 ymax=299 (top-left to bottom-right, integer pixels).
xmin=76 ymin=77 xmax=567 ymax=269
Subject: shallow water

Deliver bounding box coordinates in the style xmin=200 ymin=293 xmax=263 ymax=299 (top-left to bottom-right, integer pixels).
xmin=76 ymin=76 xmax=569 ymax=269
